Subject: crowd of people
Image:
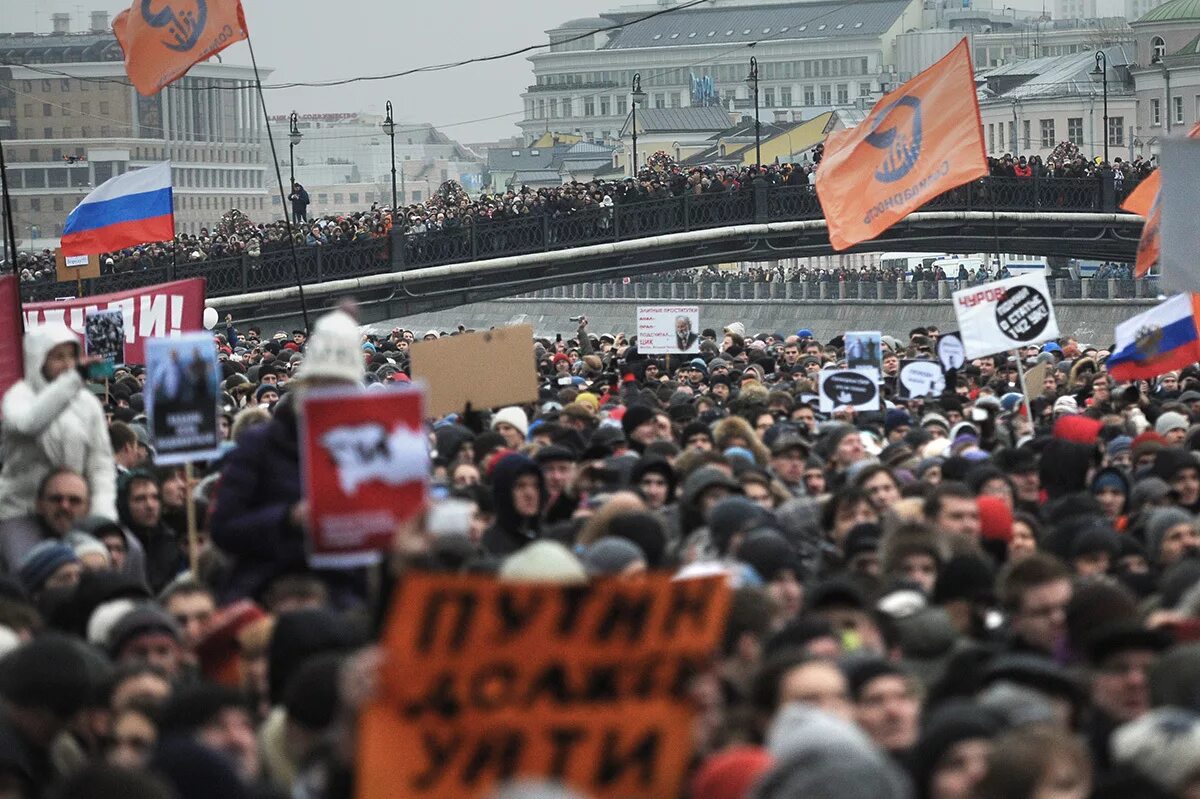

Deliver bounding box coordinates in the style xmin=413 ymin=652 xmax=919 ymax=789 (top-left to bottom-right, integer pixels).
xmin=8 ymin=145 xmax=1150 ymax=287
xmin=2 ymin=298 xmax=1200 ymax=799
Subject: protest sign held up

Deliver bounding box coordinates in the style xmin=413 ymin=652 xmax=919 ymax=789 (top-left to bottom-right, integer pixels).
xmin=144 ymin=332 xmax=221 ymax=465
xmin=637 ymin=306 xmax=702 ymax=354
xmin=411 ymin=325 xmax=539 ymax=418
xmin=953 ymin=273 xmax=1060 ymax=359
xmin=85 ymin=309 xmax=125 ymax=379
xmin=818 ymin=368 xmax=880 ymax=412
xmin=359 ymin=573 xmax=731 ymax=799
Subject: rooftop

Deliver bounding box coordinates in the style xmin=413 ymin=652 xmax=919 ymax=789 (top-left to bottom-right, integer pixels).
xmin=621 ymin=106 xmax=736 ymax=136
xmin=976 ymin=45 xmax=1133 ymax=101
xmin=0 ymin=30 xmax=123 ymax=62
xmin=1136 ymin=0 xmax=1200 ymax=24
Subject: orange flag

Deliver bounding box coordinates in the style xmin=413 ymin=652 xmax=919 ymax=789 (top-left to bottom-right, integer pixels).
xmin=113 ymin=0 xmax=248 ymax=96
xmin=816 ymin=39 xmax=986 ymax=251
xmin=1121 ymin=123 xmax=1200 ymax=277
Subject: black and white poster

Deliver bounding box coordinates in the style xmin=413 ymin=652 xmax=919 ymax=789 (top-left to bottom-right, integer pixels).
xmin=84 ymin=309 xmax=124 ymax=378
xmin=953 ymin=274 xmax=1060 ymax=359
xmin=818 ymin=368 xmax=880 ymax=412
xmin=896 ymin=359 xmax=946 ymax=399
xmin=145 ymin=333 xmax=222 ymax=465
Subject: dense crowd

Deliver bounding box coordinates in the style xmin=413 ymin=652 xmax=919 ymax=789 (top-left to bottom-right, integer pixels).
xmin=7 ymin=144 xmax=1150 ymax=286
xmin=3 ymin=299 xmax=1200 ymax=799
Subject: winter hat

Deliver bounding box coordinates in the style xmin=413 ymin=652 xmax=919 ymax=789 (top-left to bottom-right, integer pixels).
xmin=1000 ymin=392 xmax=1024 ymax=413
xmin=621 ymin=404 xmax=657 ymax=439
xmin=1144 ymin=507 xmax=1195 ymax=563
xmin=581 ymin=537 xmax=646 ymax=576
xmin=910 ymin=702 xmax=1002 ymax=799
xmin=1111 ymin=708 xmax=1200 ymax=794
xmin=1091 ymin=469 xmax=1128 ymax=495
xmin=976 ymin=495 xmax=1013 ymax=542
xmin=253 ymin=383 xmax=278 ymax=403
xmin=885 ymin=409 xmax=913 ymax=435
xmin=738 ymin=530 xmax=802 ymax=582
xmin=1052 ymin=395 xmax=1078 ymax=415
xmin=813 ymin=423 xmax=858 ymax=462
xmin=921 ymin=413 xmax=950 ymax=433
xmin=296 ymin=310 xmax=363 ymax=384
xmin=1053 ymin=414 xmax=1103 ymax=444
xmin=16 ymin=541 xmax=78 ymax=594
xmin=1131 ymin=431 xmax=1167 ymax=463
xmin=1107 ymin=436 xmax=1133 ymax=458
xmin=843 ymin=523 xmax=882 ymax=560
xmin=499 ymin=541 xmax=587 ymax=585
xmin=0 ymin=634 xmax=93 ymax=719
xmin=842 ymin=657 xmax=907 ymax=701
xmin=268 ymin=608 xmax=364 ymax=705
xmin=106 ymin=603 xmax=183 ymax=658
xmin=1152 ymin=447 xmax=1199 ymax=483
xmin=724 ymin=322 xmax=746 ymax=338
xmin=491 ymin=406 xmax=529 ymax=439
xmin=1156 ymin=411 xmax=1190 ymax=437
xmin=690 ymin=746 xmax=773 ymax=799
xmin=708 ymin=497 xmax=772 ymax=555
xmin=1129 ymin=476 xmax=1171 ymax=512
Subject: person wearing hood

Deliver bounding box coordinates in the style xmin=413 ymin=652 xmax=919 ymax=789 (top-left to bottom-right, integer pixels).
xmin=480 ymin=453 xmax=546 ymax=556
xmin=211 ymin=309 xmax=368 ymax=606
xmin=116 ymin=470 xmax=184 ymax=593
xmin=1090 ymin=467 xmax=1131 ymax=529
xmin=0 ymin=321 xmax=116 ymax=521
xmin=1152 ymin=448 xmax=1200 ymax=514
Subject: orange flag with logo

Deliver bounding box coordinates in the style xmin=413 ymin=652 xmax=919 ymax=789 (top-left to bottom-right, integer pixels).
xmin=113 ymin=0 xmax=248 ymax=96
xmin=816 ymin=39 xmax=986 ymax=251
xmin=1121 ymin=123 xmax=1200 ymax=277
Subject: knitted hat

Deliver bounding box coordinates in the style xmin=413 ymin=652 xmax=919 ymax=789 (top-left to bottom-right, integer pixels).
xmin=1107 ymin=435 xmax=1133 ymax=458
xmin=1131 ymin=431 xmax=1167 ymax=463
xmin=1053 ymin=414 xmax=1103 ymax=444
xmin=690 ymin=746 xmax=773 ymax=799
xmin=910 ymin=702 xmax=1002 ymax=799
xmin=296 ymin=310 xmax=363 ymax=384
xmin=976 ymin=495 xmax=1013 ymax=542
xmin=106 ymin=603 xmax=183 ymax=658
xmin=1144 ymin=507 xmax=1195 ymax=563
xmin=499 ymin=541 xmax=587 ymax=585
xmin=491 ymin=406 xmax=529 ymax=439
xmin=841 ymin=657 xmax=907 ymax=700
xmin=813 ymin=423 xmax=858 ymax=462
xmin=16 ymin=540 xmax=78 ymax=593
xmin=1111 ymin=708 xmax=1200 ymax=794
xmin=1153 ymin=447 xmax=1200 ymax=483
xmin=738 ymin=530 xmax=802 ymax=582
xmin=621 ymin=404 xmax=657 ymax=438
xmin=581 ymin=537 xmax=646 ymax=576
xmin=884 ymin=409 xmax=913 ymax=435
xmin=253 ymin=383 xmax=278 ymax=403
xmin=1156 ymin=411 xmax=1190 ymax=437
xmin=1052 ymin=395 xmax=1078 ymax=415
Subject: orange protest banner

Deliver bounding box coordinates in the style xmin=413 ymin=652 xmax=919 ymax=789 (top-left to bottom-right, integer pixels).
xmin=113 ymin=0 xmax=248 ymax=96
xmin=816 ymin=38 xmax=986 ymax=251
xmin=358 ymin=573 xmax=731 ymax=799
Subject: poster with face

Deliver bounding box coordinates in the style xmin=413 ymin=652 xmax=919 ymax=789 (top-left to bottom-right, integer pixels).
xmin=84 ymin=309 xmax=125 ymax=378
xmin=844 ymin=331 xmax=883 ymax=372
xmin=637 ymin=306 xmax=701 ymax=354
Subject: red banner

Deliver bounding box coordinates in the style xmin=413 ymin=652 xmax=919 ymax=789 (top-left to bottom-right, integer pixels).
xmin=0 ymin=277 xmax=24 ymax=400
xmin=23 ymin=278 xmax=206 ymax=365
xmin=301 ymin=385 xmax=429 ymax=568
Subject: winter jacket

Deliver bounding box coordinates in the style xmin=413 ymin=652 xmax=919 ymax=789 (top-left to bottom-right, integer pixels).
xmin=209 ymin=396 xmax=365 ymax=605
xmin=0 ymin=323 xmax=116 ymax=521
xmin=480 ymin=454 xmax=545 ymax=556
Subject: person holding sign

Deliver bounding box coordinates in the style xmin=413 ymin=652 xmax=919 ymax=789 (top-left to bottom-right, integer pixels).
xmin=211 ymin=308 xmax=368 ymax=606
xmin=0 ymin=322 xmax=117 ymax=521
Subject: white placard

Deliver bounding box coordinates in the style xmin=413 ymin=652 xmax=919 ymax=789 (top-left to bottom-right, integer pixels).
xmin=818 ymin=368 xmax=880 ymax=412
xmin=952 ymin=273 xmax=1060 ymax=359
xmin=937 ymin=332 xmax=966 ymax=371
xmin=636 ymin=305 xmax=701 ymax=354
xmin=897 ymin=359 xmax=946 ymax=399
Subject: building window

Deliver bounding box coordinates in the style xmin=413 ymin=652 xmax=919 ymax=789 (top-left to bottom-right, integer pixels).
xmin=412 ymin=191 xmax=422 ymax=202
xmin=653 ymin=93 xmax=665 ymax=109
xmin=584 ymin=98 xmax=595 ymax=116
xmin=42 ymin=104 xmax=51 ymax=117
xmin=99 ymin=102 xmax=109 ymax=115
xmin=599 ymin=97 xmax=610 ymax=115
xmin=60 ymin=79 xmax=69 ymax=91
xmin=44 ymin=128 xmax=53 ymax=138
xmin=988 ymin=123 xmax=995 ymax=152
xmin=999 ymin=122 xmax=1006 ymax=151
xmin=1151 ymin=98 xmax=1161 ymax=126
xmin=349 ymin=193 xmax=359 ymax=204
xmin=836 ymin=84 xmax=849 ymax=104
xmin=1067 ymin=117 xmax=1083 ymax=145
xmin=53 ymin=197 xmax=63 ymax=211
xmin=1021 ymin=120 xmax=1030 ymax=149
xmin=780 ymin=87 xmax=792 ymax=106
xmin=1152 ymin=36 xmax=1166 ymax=63
xmin=1174 ymin=95 xmax=1184 ymax=124
xmin=669 ymin=92 xmax=681 ymax=108
xmin=859 ymin=82 xmax=871 ymax=97
xmin=29 ymin=148 xmax=39 ymax=161
xmin=763 ymin=88 xmax=775 ymax=107
xmin=820 ymin=85 xmax=831 ymax=104
xmin=41 ymin=80 xmax=51 ymax=92
xmin=562 ymin=98 xmax=572 ymax=117
xmin=1108 ymin=116 xmax=1124 ymax=146
xmin=803 ymin=86 xmax=815 ymax=105
xmin=1040 ymin=119 xmax=1055 ymax=147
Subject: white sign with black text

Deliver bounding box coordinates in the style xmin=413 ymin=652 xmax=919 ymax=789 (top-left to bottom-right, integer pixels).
xmin=819 ymin=368 xmax=880 ymax=412
xmin=952 ymin=273 xmax=1060 ymax=359
xmin=636 ymin=305 xmax=702 ymax=354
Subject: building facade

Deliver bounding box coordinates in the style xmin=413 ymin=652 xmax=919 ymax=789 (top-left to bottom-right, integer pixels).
xmin=1128 ymin=0 xmax=1200 ymax=156
xmin=0 ymin=16 xmax=269 ymax=250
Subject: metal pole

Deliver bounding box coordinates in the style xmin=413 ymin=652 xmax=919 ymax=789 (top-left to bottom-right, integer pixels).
xmin=0 ymin=139 xmax=19 ymax=277
xmin=631 ymin=104 xmax=638 ymax=177
xmin=1013 ymin=349 xmax=1034 ymax=429
xmin=1012 ymin=101 xmax=1019 ymax=158
xmin=1095 ymin=51 xmax=1109 ymax=164
xmin=750 ymin=57 xmax=761 ymax=168
xmin=386 ymin=100 xmax=397 ymax=224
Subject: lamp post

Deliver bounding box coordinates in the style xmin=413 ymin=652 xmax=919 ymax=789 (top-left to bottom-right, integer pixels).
xmin=1011 ymin=100 xmax=1019 ymax=158
xmin=747 ymin=57 xmax=761 ymax=167
xmin=382 ymin=101 xmax=397 ymax=220
xmin=630 ymin=73 xmax=646 ymax=177
xmin=1092 ymin=51 xmax=1109 ymax=163
xmin=287 ymin=111 xmax=302 ymax=188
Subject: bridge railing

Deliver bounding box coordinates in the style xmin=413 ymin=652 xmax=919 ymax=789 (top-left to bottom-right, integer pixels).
xmin=19 ymin=176 xmax=1127 ymax=304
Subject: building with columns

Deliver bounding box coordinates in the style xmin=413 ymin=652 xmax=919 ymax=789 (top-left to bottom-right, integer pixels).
xmin=0 ymin=13 xmax=269 ymax=249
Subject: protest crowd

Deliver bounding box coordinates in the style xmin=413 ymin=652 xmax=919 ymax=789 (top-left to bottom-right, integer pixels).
xmin=1 ymin=293 xmax=1200 ymax=799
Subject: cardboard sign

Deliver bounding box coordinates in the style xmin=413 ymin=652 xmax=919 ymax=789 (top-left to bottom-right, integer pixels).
xmin=953 ymin=273 xmax=1060 ymax=359
xmin=637 ymin=305 xmax=701 ymax=354
xmin=145 ymin=333 xmax=221 ymax=465
xmin=411 ymin=325 xmax=538 ymax=418
xmin=1023 ymin=361 xmax=1049 ymax=397
xmin=85 ymin=309 xmax=125 ymax=378
xmin=301 ymin=385 xmax=429 ymax=568
xmin=896 ymin=359 xmax=945 ymax=399
xmin=54 ymin=249 xmax=100 ymax=283
xmin=0 ymin=277 xmax=23 ymax=402
xmin=24 ymin=278 xmax=206 ymax=365
xmin=358 ymin=573 xmax=731 ymax=799
xmin=937 ymin=332 xmax=966 ymax=371
xmin=845 ymin=331 xmax=883 ymax=372
xmin=819 ymin=368 xmax=880 ymax=412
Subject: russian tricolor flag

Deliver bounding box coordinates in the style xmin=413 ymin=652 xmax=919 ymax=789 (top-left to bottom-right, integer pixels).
xmin=61 ymin=162 xmax=174 ymax=257
xmin=1107 ymin=293 xmax=1200 ymax=382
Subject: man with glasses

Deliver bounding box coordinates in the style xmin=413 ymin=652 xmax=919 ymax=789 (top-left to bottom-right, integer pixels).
xmin=0 ymin=469 xmax=91 ymax=572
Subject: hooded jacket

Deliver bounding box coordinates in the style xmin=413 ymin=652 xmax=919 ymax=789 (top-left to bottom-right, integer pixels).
xmin=0 ymin=323 xmax=116 ymax=521
xmin=480 ymin=454 xmax=545 ymax=556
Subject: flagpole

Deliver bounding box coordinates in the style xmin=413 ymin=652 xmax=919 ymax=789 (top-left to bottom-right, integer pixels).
xmin=244 ymin=34 xmax=311 ymax=333
xmin=0 ymin=140 xmax=19 ymax=277
xmin=1013 ymin=348 xmax=1034 ymax=431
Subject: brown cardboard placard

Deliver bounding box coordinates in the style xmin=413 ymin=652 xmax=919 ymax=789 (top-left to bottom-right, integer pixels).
xmin=54 ymin=249 xmax=101 ymax=283
xmin=1022 ymin=361 xmax=1049 ymax=397
xmin=410 ymin=324 xmax=538 ymax=418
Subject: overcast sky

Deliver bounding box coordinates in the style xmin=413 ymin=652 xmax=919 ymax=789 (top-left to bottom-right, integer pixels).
xmin=1 ymin=0 xmax=601 ymax=143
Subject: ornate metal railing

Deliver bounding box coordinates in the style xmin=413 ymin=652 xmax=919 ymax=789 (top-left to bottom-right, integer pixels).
xmin=19 ymin=175 xmax=1132 ymax=303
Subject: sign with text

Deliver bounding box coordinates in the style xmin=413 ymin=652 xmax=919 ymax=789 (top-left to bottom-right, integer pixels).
xmin=54 ymin=249 xmax=101 ymax=283
xmin=637 ymin=306 xmax=701 ymax=354
xmin=301 ymin=385 xmax=429 ymax=568
xmin=24 ymin=278 xmax=206 ymax=365
xmin=145 ymin=333 xmax=221 ymax=465
xmin=953 ymin=273 xmax=1059 ymax=359
xmin=411 ymin=325 xmax=538 ymax=418
xmin=819 ymin=368 xmax=880 ymax=412
xmin=358 ymin=573 xmax=730 ymax=799
xmin=85 ymin=309 xmax=125 ymax=379
xmin=896 ymin=359 xmax=946 ymax=399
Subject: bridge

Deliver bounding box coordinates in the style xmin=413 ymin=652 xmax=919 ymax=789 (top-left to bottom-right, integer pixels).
xmin=18 ymin=175 xmax=1146 ymax=328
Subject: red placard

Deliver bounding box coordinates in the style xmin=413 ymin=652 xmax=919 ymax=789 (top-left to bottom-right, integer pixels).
xmin=23 ymin=278 xmax=205 ymax=365
xmin=301 ymin=385 xmax=429 ymax=567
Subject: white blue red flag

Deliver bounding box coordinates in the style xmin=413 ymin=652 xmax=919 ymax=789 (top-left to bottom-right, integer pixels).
xmin=1107 ymin=293 xmax=1200 ymax=382
xmin=60 ymin=162 xmax=174 ymax=257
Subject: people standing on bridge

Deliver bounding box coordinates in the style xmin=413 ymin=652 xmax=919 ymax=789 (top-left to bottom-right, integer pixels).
xmin=289 ymin=182 xmax=311 ymax=225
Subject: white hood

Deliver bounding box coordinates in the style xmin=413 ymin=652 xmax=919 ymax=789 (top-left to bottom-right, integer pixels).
xmin=22 ymin=322 xmax=80 ymax=392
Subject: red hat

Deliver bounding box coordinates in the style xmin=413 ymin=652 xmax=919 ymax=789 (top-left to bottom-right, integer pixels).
xmin=1052 ymin=414 xmax=1102 ymax=444
xmin=977 ymin=495 xmax=1014 ymax=542
xmin=194 ymin=600 xmax=267 ymax=687
xmin=691 ymin=747 xmax=773 ymax=799
xmin=552 ymin=353 xmax=569 ymax=364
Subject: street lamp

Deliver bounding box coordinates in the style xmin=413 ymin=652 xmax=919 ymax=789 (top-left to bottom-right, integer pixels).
xmin=382 ymin=101 xmax=397 ymax=219
xmin=747 ymin=57 xmax=761 ymax=168
xmin=288 ymin=111 xmax=302 ymax=188
xmin=630 ymin=73 xmax=646 ymax=177
xmin=1091 ymin=51 xmax=1109 ymax=163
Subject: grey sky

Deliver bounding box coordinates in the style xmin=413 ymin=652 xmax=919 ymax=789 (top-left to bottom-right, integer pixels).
xmin=1 ymin=0 xmax=600 ymax=143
